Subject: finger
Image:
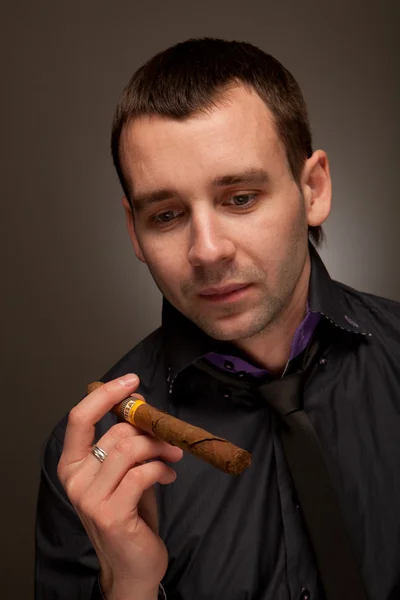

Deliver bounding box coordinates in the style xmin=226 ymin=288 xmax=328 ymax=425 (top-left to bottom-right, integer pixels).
xmin=65 ymin=422 xmax=182 ymax=500
xmin=108 ymin=460 xmax=178 ymax=517
xmin=61 ymin=374 xmax=140 ymax=469
xmin=60 ymin=421 xmax=141 ymax=500
xmin=87 ymin=434 xmax=183 ymax=500
xmin=83 ymin=421 xmax=142 ymax=477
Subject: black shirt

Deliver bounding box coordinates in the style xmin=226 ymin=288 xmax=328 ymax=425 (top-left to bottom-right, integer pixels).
xmin=35 ymin=245 xmax=400 ymax=599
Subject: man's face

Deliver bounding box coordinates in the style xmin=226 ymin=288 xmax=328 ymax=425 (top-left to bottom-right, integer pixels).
xmin=120 ymin=85 xmax=322 ymax=342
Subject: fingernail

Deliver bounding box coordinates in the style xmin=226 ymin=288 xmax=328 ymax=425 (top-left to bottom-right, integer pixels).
xmin=118 ymin=373 xmax=138 ymax=387
xmin=165 ymin=468 xmax=177 ymax=483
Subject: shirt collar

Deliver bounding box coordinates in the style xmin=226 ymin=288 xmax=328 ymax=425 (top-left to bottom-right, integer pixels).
xmin=162 ymin=242 xmax=372 ymax=381
xmin=307 ymin=243 xmax=371 ymax=336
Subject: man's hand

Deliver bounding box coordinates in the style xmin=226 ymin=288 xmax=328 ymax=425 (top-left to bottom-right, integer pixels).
xmin=57 ymin=373 xmax=183 ymax=600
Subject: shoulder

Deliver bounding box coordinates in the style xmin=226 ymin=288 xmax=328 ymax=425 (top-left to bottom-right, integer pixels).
xmin=337 ymin=280 xmax=400 ymax=342
xmin=101 ymin=327 xmax=165 ymax=386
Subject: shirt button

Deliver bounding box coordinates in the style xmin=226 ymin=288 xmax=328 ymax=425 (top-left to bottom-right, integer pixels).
xmin=224 ymin=360 xmax=234 ymax=371
xmin=300 ymin=588 xmax=311 ymax=600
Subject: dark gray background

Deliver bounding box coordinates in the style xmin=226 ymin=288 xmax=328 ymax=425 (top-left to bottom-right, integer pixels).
xmin=1 ymin=1 xmax=398 ymax=597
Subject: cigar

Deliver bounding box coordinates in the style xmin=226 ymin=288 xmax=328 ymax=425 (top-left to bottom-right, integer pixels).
xmin=87 ymin=381 xmax=251 ymax=475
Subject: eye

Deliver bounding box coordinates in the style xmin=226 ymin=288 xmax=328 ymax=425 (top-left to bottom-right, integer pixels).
xmin=226 ymin=193 xmax=257 ymax=207
xmin=152 ymin=209 xmax=183 ymax=224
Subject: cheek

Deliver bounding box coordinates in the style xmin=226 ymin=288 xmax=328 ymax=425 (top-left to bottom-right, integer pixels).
xmin=269 ymin=194 xmax=308 ymax=249
xmin=245 ymin=189 xmax=303 ymax=237
xmin=243 ymin=199 xmax=307 ymax=268
xmin=142 ymin=241 xmax=185 ymax=287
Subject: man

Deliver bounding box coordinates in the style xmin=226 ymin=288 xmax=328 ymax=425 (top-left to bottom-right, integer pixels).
xmin=35 ymin=38 xmax=400 ymax=600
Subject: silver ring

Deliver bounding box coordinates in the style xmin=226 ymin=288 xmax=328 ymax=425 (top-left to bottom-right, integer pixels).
xmin=91 ymin=444 xmax=108 ymax=463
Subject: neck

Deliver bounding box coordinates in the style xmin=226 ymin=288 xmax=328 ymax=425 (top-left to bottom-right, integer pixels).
xmin=233 ymin=254 xmax=311 ymax=376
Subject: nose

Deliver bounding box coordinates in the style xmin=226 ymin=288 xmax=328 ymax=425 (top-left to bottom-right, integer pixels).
xmin=187 ymin=212 xmax=236 ymax=268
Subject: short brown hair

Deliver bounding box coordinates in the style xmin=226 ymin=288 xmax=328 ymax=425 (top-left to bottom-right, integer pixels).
xmin=111 ymin=37 xmax=323 ymax=246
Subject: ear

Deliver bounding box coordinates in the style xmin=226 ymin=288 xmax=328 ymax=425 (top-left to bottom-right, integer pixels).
xmin=122 ymin=196 xmax=146 ymax=263
xmin=301 ymin=150 xmax=332 ymax=227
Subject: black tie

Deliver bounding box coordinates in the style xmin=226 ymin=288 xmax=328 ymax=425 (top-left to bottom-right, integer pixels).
xmin=257 ymin=333 xmax=367 ymax=600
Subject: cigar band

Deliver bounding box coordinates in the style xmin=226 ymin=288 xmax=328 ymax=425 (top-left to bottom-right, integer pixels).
xmin=120 ymin=398 xmax=146 ymax=425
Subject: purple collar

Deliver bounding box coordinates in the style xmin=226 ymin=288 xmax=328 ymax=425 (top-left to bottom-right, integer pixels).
xmin=204 ymin=308 xmax=321 ymax=378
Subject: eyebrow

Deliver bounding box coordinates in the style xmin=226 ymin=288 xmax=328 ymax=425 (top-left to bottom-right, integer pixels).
xmin=131 ymin=168 xmax=270 ymax=212
xmin=212 ymin=168 xmax=270 ymax=187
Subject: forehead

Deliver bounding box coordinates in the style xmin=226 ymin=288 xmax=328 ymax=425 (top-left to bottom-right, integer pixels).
xmin=119 ymin=85 xmax=285 ymax=193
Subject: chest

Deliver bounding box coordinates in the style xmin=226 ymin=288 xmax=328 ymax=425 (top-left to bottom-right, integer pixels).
xmin=156 ymin=345 xmax=400 ymax=599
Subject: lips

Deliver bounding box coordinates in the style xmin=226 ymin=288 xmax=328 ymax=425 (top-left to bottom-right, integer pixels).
xmin=198 ymin=283 xmax=249 ymax=296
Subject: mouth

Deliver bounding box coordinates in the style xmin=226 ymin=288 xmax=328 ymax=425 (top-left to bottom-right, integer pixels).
xmin=198 ymin=283 xmax=251 ymax=303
